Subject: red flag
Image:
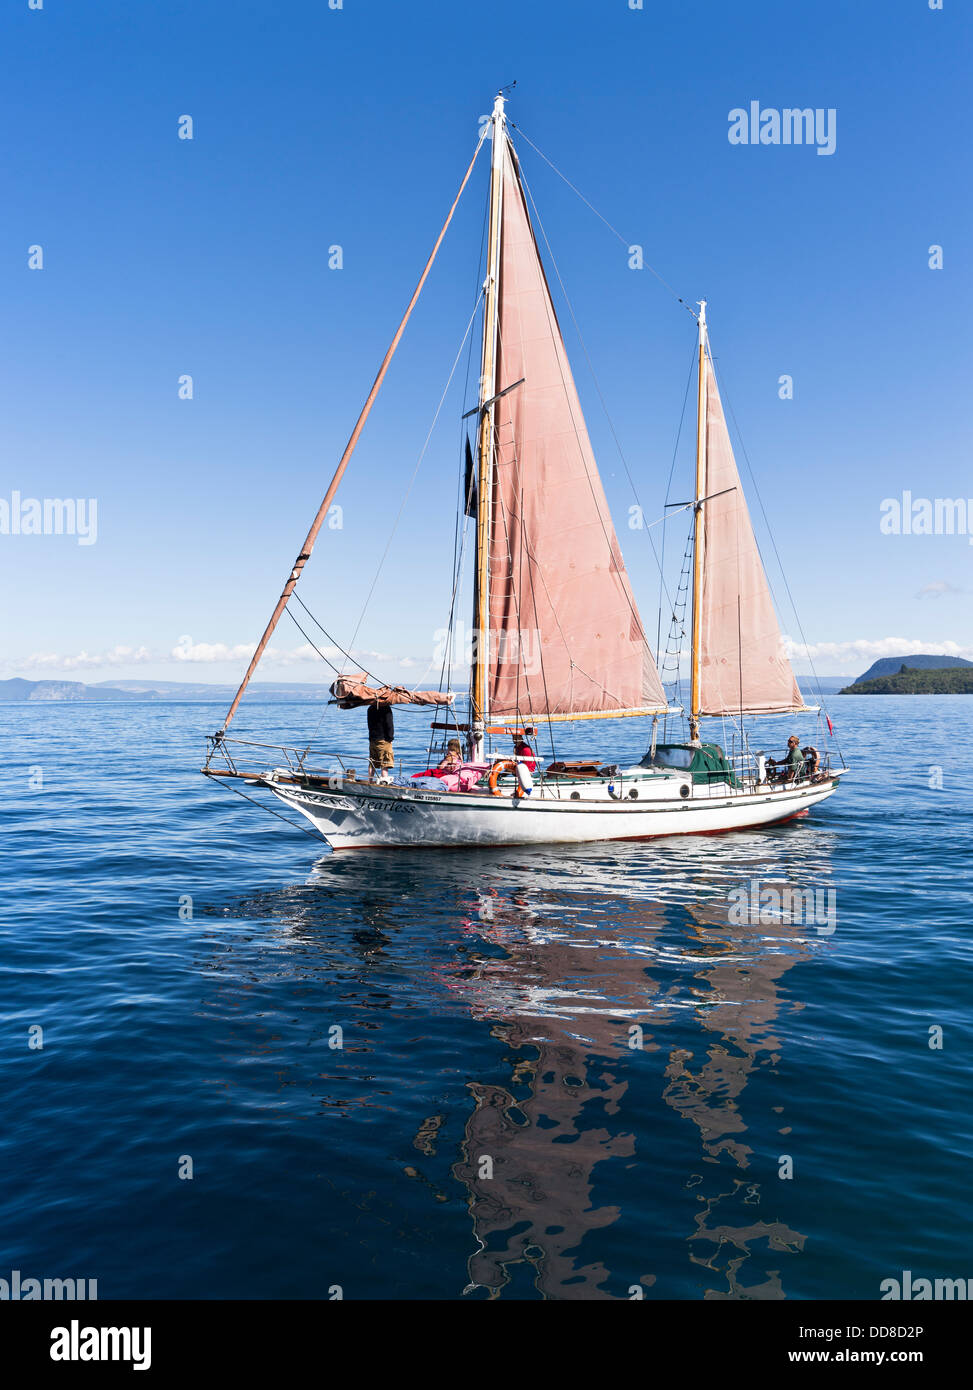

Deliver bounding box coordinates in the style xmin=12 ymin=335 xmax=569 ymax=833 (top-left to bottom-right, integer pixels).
xmin=826 ymin=715 xmax=834 ymax=736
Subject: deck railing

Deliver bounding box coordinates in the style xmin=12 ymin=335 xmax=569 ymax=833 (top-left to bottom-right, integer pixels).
xmin=203 ymin=735 xmax=358 ymax=784
xmin=203 ymin=735 xmax=838 ymax=799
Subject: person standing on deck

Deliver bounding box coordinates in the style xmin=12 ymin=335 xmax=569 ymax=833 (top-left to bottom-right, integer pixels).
xmin=368 ymin=700 xmax=395 ymax=783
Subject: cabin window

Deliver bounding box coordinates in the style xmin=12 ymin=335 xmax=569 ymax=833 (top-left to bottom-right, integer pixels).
xmin=640 ymin=746 xmax=693 ymax=771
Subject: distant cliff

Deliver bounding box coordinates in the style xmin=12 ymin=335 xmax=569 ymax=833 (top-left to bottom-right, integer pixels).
xmin=840 ymin=666 xmax=973 ymax=695
xmin=853 ymin=654 xmax=973 ymax=684
xmin=0 ymin=678 xmax=336 ymax=702
xmin=0 ymin=679 xmax=142 ymax=701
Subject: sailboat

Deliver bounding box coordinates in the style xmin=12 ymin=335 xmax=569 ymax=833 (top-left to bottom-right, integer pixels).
xmin=202 ymin=92 xmax=845 ymax=849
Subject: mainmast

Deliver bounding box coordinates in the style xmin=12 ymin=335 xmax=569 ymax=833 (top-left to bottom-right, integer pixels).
xmin=470 ymin=91 xmax=506 ymax=761
xmin=689 ymin=299 xmax=707 ymax=742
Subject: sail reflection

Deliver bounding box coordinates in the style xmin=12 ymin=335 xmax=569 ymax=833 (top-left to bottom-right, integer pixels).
xmin=245 ymin=824 xmax=837 ymax=1298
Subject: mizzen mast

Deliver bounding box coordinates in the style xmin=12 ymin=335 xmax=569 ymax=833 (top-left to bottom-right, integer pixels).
xmin=689 ymin=298 xmax=707 ymax=742
xmin=687 ymin=301 xmax=805 ymax=724
xmin=470 ymin=91 xmax=507 ymax=761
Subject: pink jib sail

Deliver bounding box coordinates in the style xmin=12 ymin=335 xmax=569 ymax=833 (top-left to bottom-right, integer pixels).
xmin=696 ymin=352 xmax=804 ymax=716
xmin=486 ymin=142 xmax=666 ymax=721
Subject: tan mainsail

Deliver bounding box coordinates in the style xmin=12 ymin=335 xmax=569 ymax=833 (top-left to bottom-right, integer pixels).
xmin=695 ymin=350 xmax=803 ymax=716
xmin=485 ymin=141 xmax=666 ymax=722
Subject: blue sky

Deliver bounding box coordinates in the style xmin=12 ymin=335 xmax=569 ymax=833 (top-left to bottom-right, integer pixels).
xmin=1 ymin=0 xmax=969 ymax=684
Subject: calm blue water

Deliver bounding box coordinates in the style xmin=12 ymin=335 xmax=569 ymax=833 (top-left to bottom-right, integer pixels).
xmin=2 ymin=697 xmax=970 ymax=1300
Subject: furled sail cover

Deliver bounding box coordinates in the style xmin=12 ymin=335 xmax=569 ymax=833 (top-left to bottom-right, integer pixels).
xmin=696 ymin=352 xmax=804 ymax=715
xmin=330 ymin=677 xmax=453 ymax=710
xmin=486 ymin=141 xmax=666 ymax=720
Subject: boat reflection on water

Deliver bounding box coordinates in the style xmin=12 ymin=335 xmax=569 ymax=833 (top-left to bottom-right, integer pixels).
xmin=282 ymin=824 xmax=836 ymax=1298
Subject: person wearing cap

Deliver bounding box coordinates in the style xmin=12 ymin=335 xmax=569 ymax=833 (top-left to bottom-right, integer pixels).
xmin=782 ymin=735 xmax=805 ymax=782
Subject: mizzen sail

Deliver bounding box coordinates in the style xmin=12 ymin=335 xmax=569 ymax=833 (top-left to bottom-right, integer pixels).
xmin=695 ymin=349 xmax=804 ymax=716
xmin=485 ymin=141 xmax=666 ymax=721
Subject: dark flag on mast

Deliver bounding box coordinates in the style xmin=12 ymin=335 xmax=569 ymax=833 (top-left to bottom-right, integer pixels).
xmin=463 ymin=434 xmax=477 ymax=518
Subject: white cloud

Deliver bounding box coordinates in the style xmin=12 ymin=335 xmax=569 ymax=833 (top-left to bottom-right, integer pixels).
xmin=784 ymin=635 xmax=973 ymax=673
xmin=916 ymin=581 xmax=964 ymax=599
xmin=0 ymin=638 xmax=416 ymax=677
xmin=5 ymin=632 xmax=969 ymax=683
xmin=171 ymin=637 xmax=257 ymax=664
xmin=169 ymin=636 xmax=400 ymax=667
xmin=10 ymin=645 xmax=153 ymax=673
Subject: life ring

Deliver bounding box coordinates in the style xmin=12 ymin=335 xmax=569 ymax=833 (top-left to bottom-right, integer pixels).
xmin=488 ymin=759 xmax=524 ymax=798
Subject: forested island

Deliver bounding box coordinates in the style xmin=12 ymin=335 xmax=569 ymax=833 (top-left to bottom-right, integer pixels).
xmin=840 ymin=666 xmax=973 ymax=695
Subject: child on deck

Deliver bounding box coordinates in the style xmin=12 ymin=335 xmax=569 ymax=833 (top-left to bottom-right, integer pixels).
xmin=436 ymin=740 xmax=463 ymax=774
xmin=411 ymin=739 xmax=484 ymax=793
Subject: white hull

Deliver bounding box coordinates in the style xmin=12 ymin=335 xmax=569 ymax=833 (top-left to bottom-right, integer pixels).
xmin=264 ymin=773 xmax=842 ymax=850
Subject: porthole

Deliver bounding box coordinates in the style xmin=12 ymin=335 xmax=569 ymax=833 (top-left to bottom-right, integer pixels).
xmin=570 ymin=791 xmax=581 ymax=800
xmin=627 ymin=788 xmax=638 ymax=799
xmin=679 ymin=784 xmax=691 ymax=799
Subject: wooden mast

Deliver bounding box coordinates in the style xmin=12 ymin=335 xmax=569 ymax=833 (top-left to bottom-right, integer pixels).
xmin=470 ymin=92 xmax=506 ymax=762
xmin=689 ymin=299 xmax=707 ymax=741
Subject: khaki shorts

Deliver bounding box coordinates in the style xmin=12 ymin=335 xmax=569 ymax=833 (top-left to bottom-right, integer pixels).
xmin=369 ymin=739 xmax=394 ymax=770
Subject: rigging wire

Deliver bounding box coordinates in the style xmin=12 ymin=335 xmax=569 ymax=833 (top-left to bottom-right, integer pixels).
xmin=488 ymin=390 xmax=558 ymax=765
xmin=343 ymin=289 xmax=486 ymax=662
xmin=659 ymin=523 xmax=695 ymax=724
xmin=288 ymin=595 xmax=375 ymax=680
xmin=708 ymin=350 xmax=843 ymax=756
xmin=207 ymin=773 xmax=325 ymax=841
xmin=514 ymin=161 xmax=661 ymax=657
xmin=522 ymin=523 xmax=560 ymax=768
xmin=219 ymin=124 xmax=490 ymax=736
xmin=490 ymin=306 xmax=559 ymax=760
xmin=515 ymin=153 xmax=681 ymax=635
xmin=509 ymin=123 xmax=699 ymax=321
xmin=293 ymin=285 xmax=486 ymax=757
xmin=657 ymin=341 xmax=700 ymax=664
xmin=430 ymin=180 xmax=491 ymax=761
xmin=507 ymin=131 xmax=824 ymax=760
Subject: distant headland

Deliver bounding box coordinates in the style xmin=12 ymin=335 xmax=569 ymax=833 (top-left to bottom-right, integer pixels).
xmin=851 ymin=654 xmax=973 ymax=684
xmin=0 ymin=678 xmax=335 ymax=703
xmin=840 ymin=657 xmax=973 ymax=695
